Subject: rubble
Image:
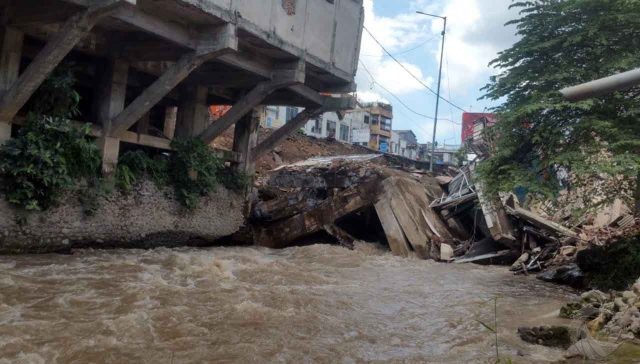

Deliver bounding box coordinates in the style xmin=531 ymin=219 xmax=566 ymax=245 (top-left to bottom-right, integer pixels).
xmin=245 ymin=154 xmax=594 ymax=270
xmin=557 ymin=277 xmax=640 ymax=340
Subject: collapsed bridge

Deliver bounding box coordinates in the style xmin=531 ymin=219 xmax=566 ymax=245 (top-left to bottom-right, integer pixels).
xmin=0 ymin=0 xmax=363 ymax=175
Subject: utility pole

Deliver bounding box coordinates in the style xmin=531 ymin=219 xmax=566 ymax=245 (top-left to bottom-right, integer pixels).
xmin=416 ymin=11 xmax=447 ymax=172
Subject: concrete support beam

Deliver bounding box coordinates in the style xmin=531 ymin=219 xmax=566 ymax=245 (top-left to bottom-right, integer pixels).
xmin=253 ymin=95 xmax=356 ymax=158
xmin=136 ymin=112 xmax=150 ymax=134
xmin=109 ymin=24 xmax=237 ymax=137
xmin=0 ymin=1 xmax=127 ymax=124
xmin=0 ymin=26 xmax=23 ymax=144
xmin=232 ymin=108 xmax=260 ymax=175
xmin=96 ymin=58 xmax=129 ymax=175
xmin=199 ymin=63 xmax=305 ymax=144
xmin=163 ymin=106 xmax=177 ymax=139
xmin=254 ymin=107 xmax=323 ymax=159
xmin=175 ymin=85 xmax=209 ymax=139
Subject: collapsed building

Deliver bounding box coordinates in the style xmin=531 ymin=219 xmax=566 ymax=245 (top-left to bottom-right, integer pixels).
xmin=243 ymin=154 xmax=580 ymax=268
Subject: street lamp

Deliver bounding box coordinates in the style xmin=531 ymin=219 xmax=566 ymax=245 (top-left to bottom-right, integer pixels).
xmin=416 ymin=11 xmax=447 ymax=172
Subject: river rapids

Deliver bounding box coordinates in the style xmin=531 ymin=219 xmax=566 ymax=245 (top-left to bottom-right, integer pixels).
xmin=0 ymin=242 xmax=576 ymax=363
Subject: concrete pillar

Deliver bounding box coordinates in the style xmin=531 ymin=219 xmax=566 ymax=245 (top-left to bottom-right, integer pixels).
xmin=232 ymin=107 xmax=260 ymax=175
xmin=0 ymin=26 xmax=23 ymax=144
xmin=163 ymin=106 xmax=177 ymax=139
xmin=136 ymin=112 xmax=150 ymax=134
xmin=96 ymin=59 xmax=128 ymax=175
xmin=176 ymin=85 xmax=209 ymax=139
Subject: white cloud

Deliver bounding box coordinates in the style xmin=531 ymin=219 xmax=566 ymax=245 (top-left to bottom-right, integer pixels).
xmin=353 ymin=0 xmax=520 ymax=144
xmin=424 ymin=0 xmax=519 ymax=96
xmin=355 ymin=0 xmax=434 ymax=99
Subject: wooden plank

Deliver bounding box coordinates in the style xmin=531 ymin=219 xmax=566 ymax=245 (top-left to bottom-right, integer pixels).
xmin=375 ymin=198 xmax=412 ymax=257
xmin=0 ymin=1 xmax=125 ymax=123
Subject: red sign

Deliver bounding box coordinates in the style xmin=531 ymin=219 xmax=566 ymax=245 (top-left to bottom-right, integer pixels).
xmin=461 ymin=112 xmax=497 ymax=141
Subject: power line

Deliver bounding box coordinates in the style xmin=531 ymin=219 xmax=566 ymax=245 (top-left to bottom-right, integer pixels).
xmin=358 ymin=60 xmax=461 ymax=126
xmin=362 ymin=26 xmax=467 ymax=113
xmin=360 ymin=34 xmax=439 ymax=57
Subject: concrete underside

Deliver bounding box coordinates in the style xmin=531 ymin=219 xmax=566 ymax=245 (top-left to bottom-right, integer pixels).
xmin=0 ymin=181 xmax=245 ymax=254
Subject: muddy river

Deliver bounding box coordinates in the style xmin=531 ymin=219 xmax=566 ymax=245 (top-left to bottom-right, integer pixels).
xmin=0 ymin=243 xmax=576 ymax=363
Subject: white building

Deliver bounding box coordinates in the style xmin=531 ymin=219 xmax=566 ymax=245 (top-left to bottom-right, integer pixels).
xmin=303 ymin=111 xmax=352 ymax=143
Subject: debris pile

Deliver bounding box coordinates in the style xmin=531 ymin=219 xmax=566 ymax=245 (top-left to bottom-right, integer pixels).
xmin=558 ymin=282 xmax=640 ymax=340
xmin=246 ymin=154 xmax=590 ymax=269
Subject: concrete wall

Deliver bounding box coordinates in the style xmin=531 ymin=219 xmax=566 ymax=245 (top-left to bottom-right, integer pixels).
xmin=195 ymin=0 xmax=364 ymax=78
xmin=0 ymin=181 xmax=245 ymax=254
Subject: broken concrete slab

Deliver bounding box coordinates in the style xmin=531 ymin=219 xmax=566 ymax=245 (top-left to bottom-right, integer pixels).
xmin=505 ymin=205 xmax=577 ymax=238
xmin=374 ymin=198 xmax=412 ymax=257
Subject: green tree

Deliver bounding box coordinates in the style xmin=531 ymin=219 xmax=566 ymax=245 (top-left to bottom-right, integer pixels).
xmin=479 ymin=0 xmax=640 ymax=206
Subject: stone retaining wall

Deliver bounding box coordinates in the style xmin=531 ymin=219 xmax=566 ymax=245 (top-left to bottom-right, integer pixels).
xmin=0 ymin=181 xmax=245 ymax=254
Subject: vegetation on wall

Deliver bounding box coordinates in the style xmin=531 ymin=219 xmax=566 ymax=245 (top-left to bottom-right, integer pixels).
xmin=0 ymin=64 xmax=248 ymax=212
xmin=116 ymin=139 xmax=248 ymax=209
xmin=0 ymin=65 xmax=101 ymax=211
xmin=479 ymin=0 xmax=640 ymax=206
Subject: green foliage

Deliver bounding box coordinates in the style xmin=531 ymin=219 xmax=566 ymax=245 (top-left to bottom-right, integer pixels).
xmin=116 ymin=150 xmax=169 ymax=191
xmin=116 ymin=140 xmax=248 ymax=209
xmin=0 ymin=65 xmax=100 ymax=211
xmin=169 ymin=138 xmax=224 ymax=209
xmin=577 ymin=235 xmax=640 ymax=291
xmin=479 ymin=0 xmax=640 ymax=201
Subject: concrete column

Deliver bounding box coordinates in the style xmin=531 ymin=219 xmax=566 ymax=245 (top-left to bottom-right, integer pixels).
xmin=136 ymin=112 xmax=150 ymax=134
xmin=0 ymin=26 xmax=23 ymax=144
xmin=96 ymin=59 xmax=128 ymax=175
xmin=176 ymin=85 xmax=209 ymax=139
xmin=163 ymin=106 xmax=177 ymax=139
xmin=232 ymin=107 xmax=260 ymax=175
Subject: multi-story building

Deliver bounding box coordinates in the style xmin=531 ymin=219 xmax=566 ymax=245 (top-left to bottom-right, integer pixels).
xmin=260 ymin=105 xmax=303 ymax=129
xmin=392 ymin=130 xmax=418 ymax=160
xmin=304 ymin=111 xmax=352 ymax=143
xmin=359 ymin=102 xmax=393 ymax=152
xmin=418 ymin=143 xmax=461 ymax=165
xmin=259 ymin=102 xmax=394 ymax=152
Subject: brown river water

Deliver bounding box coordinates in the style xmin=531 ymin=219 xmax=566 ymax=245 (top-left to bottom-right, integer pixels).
xmin=0 ymin=242 xmax=576 ymax=363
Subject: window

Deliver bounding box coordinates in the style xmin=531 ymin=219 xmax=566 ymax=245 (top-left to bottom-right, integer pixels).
xmin=364 ymin=115 xmax=370 ymax=124
xmin=339 ymin=124 xmax=349 ymax=141
xmin=371 ymin=115 xmax=379 ymax=125
xmin=326 ymin=121 xmax=337 ymax=139
xmin=285 ymin=107 xmax=299 ymax=122
xmin=380 ymin=117 xmax=392 ymax=131
xmin=311 ymin=118 xmax=321 ymax=134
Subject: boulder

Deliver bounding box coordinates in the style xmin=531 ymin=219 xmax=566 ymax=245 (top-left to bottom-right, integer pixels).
xmin=517 ymin=326 xmax=573 ymax=349
xmin=537 ymin=264 xmax=586 ymax=289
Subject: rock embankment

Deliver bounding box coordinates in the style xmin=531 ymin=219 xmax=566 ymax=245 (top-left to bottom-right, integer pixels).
xmin=0 ymin=181 xmax=245 ymax=254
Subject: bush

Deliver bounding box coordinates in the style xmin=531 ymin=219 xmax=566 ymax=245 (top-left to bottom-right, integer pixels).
xmin=116 ymin=150 xmax=168 ymax=191
xmin=0 ymin=114 xmax=101 ymax=210
xmin=116 ymin=139 xmax=249 ymax=209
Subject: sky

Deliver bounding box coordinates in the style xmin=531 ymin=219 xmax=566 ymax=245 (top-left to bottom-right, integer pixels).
xmin=355 ymin=0 xmax=520 ymax=146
